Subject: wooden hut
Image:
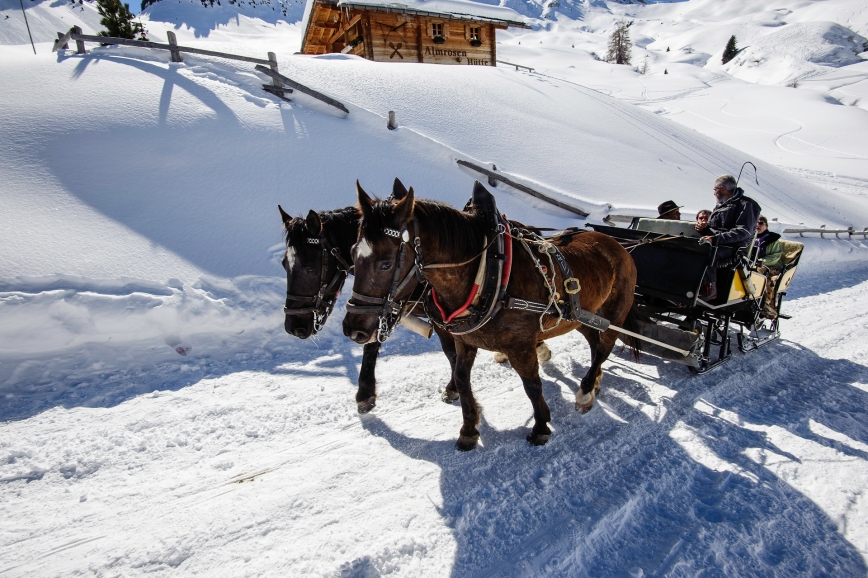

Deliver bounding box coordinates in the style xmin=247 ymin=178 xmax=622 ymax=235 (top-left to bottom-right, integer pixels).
xmin=300 ymin=0 xmax=528 ymax=66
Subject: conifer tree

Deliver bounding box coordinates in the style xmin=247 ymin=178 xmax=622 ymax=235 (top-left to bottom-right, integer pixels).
xmin=606 ymin=20 xmax=632 ymax=65
xmin=97 ymin=0 xmax=145 ymax=39
xmin=722 ymin=34 xmax=738 ymax=64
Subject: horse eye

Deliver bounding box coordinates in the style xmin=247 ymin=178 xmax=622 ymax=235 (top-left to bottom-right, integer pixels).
xmin=380 ymin=262 xmax=393 ymax=271
xmin=306 ymin=267 xmax=315 ymax=274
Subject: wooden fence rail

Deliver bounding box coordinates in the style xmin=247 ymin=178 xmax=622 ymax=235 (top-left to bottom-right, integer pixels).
xmin=52 ymin=27 xmax=348 ymax=114
xmin=496 ymin=60 xmax=534 ymax=72
xmin=457 ymin=159 xmax=588 ymax=217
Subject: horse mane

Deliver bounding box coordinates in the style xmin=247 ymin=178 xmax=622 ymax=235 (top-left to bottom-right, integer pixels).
xmin=284 ymin=206 xmax=360 ymax=252
xmin=363 ymin=197 xmax=486 ymax=257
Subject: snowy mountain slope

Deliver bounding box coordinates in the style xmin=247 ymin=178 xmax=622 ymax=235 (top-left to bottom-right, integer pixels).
xmin=0 ymin=0 xmax=104 ymax=45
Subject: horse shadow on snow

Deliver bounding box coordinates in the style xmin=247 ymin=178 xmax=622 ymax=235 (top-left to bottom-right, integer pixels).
xmin=353 ymin=339 xmax=868 ymax=577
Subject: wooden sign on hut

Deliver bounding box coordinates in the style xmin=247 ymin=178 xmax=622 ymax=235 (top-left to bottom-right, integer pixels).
xmin=300 ymin=0 xmax=528 ymax=66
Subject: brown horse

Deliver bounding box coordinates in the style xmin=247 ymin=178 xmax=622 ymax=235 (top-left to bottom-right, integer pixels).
xmin=343 ymin=180 xmax=640 ymax=450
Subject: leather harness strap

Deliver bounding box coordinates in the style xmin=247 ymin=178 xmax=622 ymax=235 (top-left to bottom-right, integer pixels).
xmin=283 ymin=235 xmax=351 ymax=332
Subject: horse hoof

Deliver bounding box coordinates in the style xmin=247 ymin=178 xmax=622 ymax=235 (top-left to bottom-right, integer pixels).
xmin=526 ymin=433 xmax=550 ymax=446
xmin=456 ymin=435 xmax=479 ymax=451
xmin=357 ymin=397 xmax=377 ymax=414
xmin=441 ymin=390 xmax=460 ymax=404
xmin=536 ymin=342 xmax=552 ymax=362
xmin=493 ymin=351 xmax=508 ymax=364
xmin=575 ymin=390 xmax=595 ymax=414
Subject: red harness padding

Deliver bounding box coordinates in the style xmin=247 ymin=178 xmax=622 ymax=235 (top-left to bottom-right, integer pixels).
xmin=431 ymin=217 xmax=513 ymax=325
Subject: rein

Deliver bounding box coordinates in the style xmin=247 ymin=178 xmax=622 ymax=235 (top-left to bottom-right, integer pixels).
xmin=283 ymin=234 xmax=352 ymax=333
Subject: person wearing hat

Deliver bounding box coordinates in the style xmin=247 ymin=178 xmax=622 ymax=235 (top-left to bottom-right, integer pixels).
xmin=657 ymin=200 xmax=682 ymax=220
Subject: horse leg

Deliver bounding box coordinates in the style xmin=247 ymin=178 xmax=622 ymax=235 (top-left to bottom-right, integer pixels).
xmin=453 ymin=341 xmax=481 ymax=451
xmin=508 ymin=345 xmax=552 ymax=446
xmin=356 ymin=342 xmax=380 ymax=413
xmin=575 ymin=327 xmax=618 ymax=414
xmin=434 ymin=327 xmax=461 ymax=403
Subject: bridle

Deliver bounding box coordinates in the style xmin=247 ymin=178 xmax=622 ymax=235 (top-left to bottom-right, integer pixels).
xmin=283 ymin=234 xmax=352 ymax=334
xmin=345 ymin=223 xmax=426 ymax=343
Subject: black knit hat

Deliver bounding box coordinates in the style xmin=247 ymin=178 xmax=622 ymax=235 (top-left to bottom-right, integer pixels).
xmin=657 ymin=200 xmax=682 ymax=217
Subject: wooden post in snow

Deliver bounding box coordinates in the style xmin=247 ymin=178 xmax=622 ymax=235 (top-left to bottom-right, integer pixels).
xmin=268 ymin=52 xmax=281 ymax=87
xmin=56 ymin=31 xmax=69 ymax=50
xmin=167 ymin=31 xmax=183 ymax=63
xmin=73 ymin=26 xmax=86 ymax=54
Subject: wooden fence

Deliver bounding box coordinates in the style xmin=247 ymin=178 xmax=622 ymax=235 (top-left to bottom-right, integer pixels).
xmin=52 ymin=27 xmax=348 ymax=115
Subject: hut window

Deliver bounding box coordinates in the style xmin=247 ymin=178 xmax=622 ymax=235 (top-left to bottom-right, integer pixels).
xmin=467 ymin=25 xmax=482 ymax=46
xmin=431 ymin=22 xmax=443 ymax=38
xmin=469 ymin=27 xmax=480 ymax=41
xmin=428 ymin=21 xmax=448 ymax=42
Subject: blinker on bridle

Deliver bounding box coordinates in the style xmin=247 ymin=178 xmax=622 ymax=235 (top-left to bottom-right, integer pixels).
xmin=283 ymin=234 xmax=352 ymax=334
xmin=345 ymin=224 xmax=423 ymax=343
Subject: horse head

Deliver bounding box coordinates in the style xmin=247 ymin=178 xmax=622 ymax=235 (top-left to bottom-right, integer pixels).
xmin=343 ymin=178 xmax=417 ymax=344
xmin=280 ymin=205 xmax=354 ymax=339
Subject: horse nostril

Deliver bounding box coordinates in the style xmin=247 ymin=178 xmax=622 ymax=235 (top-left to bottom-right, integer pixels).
xmin=292 ymin=327 xmax=310 ymax=339
xmin=350 ymin=330 xmax=369 ymax=343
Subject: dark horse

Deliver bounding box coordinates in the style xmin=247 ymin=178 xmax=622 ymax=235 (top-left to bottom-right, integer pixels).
xmin=279 ymin=197 xmax=462 ymax=413
xmin=279 ymin=204 xmax=387 ymax=413
xmin=343 ymin=180 xmax=640 ymax=450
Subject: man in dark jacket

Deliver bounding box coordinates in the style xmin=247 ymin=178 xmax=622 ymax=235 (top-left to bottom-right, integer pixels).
xmin=696 ymin=174 xmax=761 ymax=299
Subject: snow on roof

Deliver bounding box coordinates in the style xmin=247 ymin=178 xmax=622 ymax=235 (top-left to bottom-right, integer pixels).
xmin=335 ymin=0 xmax=527 ymax=25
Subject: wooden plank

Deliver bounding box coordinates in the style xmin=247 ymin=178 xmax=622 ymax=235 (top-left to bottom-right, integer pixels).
xmin=53 ymin=28 xmax=72 ymax=52
xmin=73 ymin=26 xmax=85 ymax=54
xmin=489 ymin=23 xmax=496 ymax=64
xmin=70 ymin=34 xmax=271 ymax=65
xmin=363 ymin=13 xmax=374 ymax=60
xmin=167 ymin=30 xmax=182 ymax=63
xmin=254 ymin=65 xmax=349 ymax=114
xmin=263 ymin=84 xmax=292 ymax=94
xmin=263 ymin=85 xmax=293 ymax=104
xmin=328 ymin=14 xmax=362 ymax=48
xmin=456 ymin=159 xmax=589 ymax=217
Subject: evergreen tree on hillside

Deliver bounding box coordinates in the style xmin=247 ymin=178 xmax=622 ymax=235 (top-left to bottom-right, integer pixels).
xmin=97 ymin=0 xmax=145 ymax=39
xmin=722 ymin=34 xmax=738 ymax=64
xmin=606 ymin=20 xmax=632 ymax=65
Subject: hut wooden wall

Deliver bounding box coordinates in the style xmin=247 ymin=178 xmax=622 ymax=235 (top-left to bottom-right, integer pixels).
xmin=302 ymin=1 xmax=505 ymax=66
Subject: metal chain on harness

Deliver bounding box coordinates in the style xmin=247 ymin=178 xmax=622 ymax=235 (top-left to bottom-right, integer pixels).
xmin=510 ymin=228 xmax=566 ymax=331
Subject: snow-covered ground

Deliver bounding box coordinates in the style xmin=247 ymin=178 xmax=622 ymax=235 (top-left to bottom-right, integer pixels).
xmin=2 ymin=0 xmax=868 ymax=574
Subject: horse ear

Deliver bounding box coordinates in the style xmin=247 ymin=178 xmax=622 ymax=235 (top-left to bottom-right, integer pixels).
xmin=393 ymin=185 xmax=415 ymax=224
xmin=356 ymin=180 xmax=374 ymax=216
xmin=305 ymin=210 xmax=322 ymax=237
xmin=278 ymin=204 xmax=292 ymax=224
xmin=392 ymin=177 xmax=409 ymax=201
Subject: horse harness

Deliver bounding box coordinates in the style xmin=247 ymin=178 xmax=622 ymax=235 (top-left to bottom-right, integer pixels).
xmin=345 ymin=187 xmax=611 ymax=341
xmin=283 ymin=234 xmax=352 ymax=333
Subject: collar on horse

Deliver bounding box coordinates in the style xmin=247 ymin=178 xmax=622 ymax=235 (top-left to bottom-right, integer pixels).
xmin=283 ymin=234 xmax=352 ymax=334
xmin=421 ymin=186 xmax=514 ymax=335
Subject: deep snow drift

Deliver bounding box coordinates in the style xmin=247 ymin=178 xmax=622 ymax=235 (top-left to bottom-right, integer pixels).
xmin=2 ymin=0 xmax=868 ymax=575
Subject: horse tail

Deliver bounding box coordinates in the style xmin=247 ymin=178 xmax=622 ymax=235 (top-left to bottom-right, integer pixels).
xmin=617 ymin=303 xmax=646 ymax=362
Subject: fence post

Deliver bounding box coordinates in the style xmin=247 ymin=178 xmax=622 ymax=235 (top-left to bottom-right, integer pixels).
xmin=167 ymin=31 xmax=183 ymax=63
xmin=268 ymin=52 xmax=280 ymax=87
xmin=73 ymin=26 xmax=85 ymax=54
xmin=387 ymin=110 xmax=397 ymax=130
xmin=488 ymin=164 xmax=497 ymax=187
xmin=57 ymin=31 xmax=69 ymax=50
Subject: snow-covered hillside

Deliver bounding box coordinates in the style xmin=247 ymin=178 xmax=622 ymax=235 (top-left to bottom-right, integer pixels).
xmin=2 ymin=0 xmax=868 ymax=575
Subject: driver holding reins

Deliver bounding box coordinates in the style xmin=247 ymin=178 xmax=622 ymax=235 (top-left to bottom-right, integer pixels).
xmin=696 ymin=174 xmax=761 ymax=300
